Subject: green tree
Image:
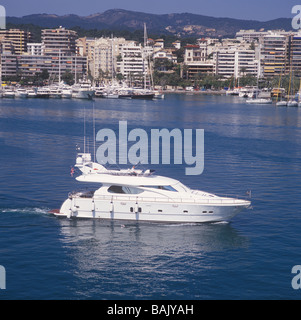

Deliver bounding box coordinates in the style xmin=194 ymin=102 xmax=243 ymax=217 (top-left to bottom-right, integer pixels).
xmin=61 ymin=70 xmax=74 ymax=85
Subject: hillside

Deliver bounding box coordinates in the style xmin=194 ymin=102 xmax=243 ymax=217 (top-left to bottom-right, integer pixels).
xmin=7 ymin=9 xmax=293 ymax=38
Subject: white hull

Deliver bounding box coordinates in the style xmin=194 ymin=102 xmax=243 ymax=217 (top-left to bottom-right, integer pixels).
xmin=62 ymin=91 xmax=72 ymax=99
xmin=3 ymin=91 xmax=15 ymax=98
xmin=103 ymin=93 xmax=119 ymax=99
xmin=287 ymin=101 xmax=298 ymax=107
xmin=15 ymin=93 xmax=28 ymax=98
xmin=72 ymin=90 xmax=94 ymax=99
xmin=54 ymin=194 xmax=249 ymax=223
xmin=276 ymin=101 xmax=287 ymax=106
xmin=246 ymin=98 xmax=272 ymax=104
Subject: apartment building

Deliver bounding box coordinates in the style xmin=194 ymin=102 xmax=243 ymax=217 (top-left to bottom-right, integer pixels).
xmin=1 ymin=53 xmax=87 ymax=80
xmin=287 ymin=32 xmax=301 ymax=75
xmin=184 ymin=45 xmax=207 ymax=63
xmin=153 ymin=49 xmax=177 ymax=64
xmin=88 ymin=37 xmax=130 ymax=81
xmin=27 ymin=43 xmax=43 ymax=56
xmin=213 ymin=48 xmax=259 ymax=78
xmin=259 ymin=33 xmax=289 ymax=77
xmin=76 ymin=37 xmax=95 ymax=57
xmin=236 ymin=29 xmax=270 ymax=42
xmin=184 ymin=44 xmax=214 ymax=79
xmin=117 ymin=42 xmax=149 ymax=83
xmin=0 ymin=29 xmax=32 ymax=54
xmin=42 ymin=27 xmax=77 ymax=56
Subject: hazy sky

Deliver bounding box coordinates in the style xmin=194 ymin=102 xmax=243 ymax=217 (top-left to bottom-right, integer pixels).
xmin=0 ymin=0 xmax=298 ymax=21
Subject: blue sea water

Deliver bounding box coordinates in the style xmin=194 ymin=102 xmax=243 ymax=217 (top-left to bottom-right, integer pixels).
xmin=0 ymin=93 xmax=301 ymax=300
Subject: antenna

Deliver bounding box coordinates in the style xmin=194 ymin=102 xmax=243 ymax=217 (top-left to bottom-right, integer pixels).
xmin=84 ymin=105 xmax=86 ymax=153
xmin=93 ymin=101 xmax=96 ymax=162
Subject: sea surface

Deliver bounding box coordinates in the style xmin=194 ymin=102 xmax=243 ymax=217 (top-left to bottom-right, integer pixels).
xmin=0 ymin=93 xmax=301 ymax=300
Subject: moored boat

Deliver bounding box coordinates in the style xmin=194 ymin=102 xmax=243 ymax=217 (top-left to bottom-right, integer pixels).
xmin=15 ymin=88 xmax=28 ymax=98
xmin=3 ymin=87 xmax=15 ymax=98
xmin=246 ymin=98 xmax=272 ymax=104
xmin=36 ymin=87 xmax=50 ymax=98
xmin=72 ymin=80 xmax=95 ymax=99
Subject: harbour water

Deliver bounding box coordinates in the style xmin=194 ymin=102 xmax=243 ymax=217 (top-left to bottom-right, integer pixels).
xmin=0 ymin=94 xmax=301 ymax=300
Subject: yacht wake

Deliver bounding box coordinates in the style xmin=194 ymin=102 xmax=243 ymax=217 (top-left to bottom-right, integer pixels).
xmin=0 ymin=207 xmax=50 ymax=215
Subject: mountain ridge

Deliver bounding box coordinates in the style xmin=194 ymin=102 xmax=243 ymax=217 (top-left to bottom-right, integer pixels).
xmin=6 ymin=9 xmax=293 ymax=37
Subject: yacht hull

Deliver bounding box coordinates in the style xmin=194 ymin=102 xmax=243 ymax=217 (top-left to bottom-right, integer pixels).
xmin=131 ymin=94 xmax=154 ymax=100
xmin=54 ymin=197 xmax=250 ymax=223
xmin=72 ymin=90 xmax=94 ymax=99
xmin=15 ymin=93 xmax=28 ymax=98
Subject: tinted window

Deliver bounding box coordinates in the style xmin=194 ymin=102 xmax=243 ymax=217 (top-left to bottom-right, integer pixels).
xmin=108 ymin=185 xmax=143 ymax=194
xmin=108 ymin=186 xmax=125 ymax=194
xmin=141 ymin=185 xmax=178 ymax=192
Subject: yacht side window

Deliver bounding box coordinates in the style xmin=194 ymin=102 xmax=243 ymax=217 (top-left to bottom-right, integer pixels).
xmin=161 ymin=185 xmax=178 ymax=192
xmin=141 ymin=185 xmax=178 ymax=192
xmin=108 ymin=185 xmax=125 ymax=194
xmin=108 ymin=185 xmax=143 ymax=194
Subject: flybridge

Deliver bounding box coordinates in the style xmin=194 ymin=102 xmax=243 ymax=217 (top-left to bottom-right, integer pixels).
xmin=75 ymin=153 xmax=156 ymax=177
xmin=95 ymin=121 xmax=204 ymax=176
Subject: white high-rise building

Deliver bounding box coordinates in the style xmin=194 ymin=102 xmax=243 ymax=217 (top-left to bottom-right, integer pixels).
xmin=27 ymin=43 xmax=43 ymax=55
xmin=213 ymin=48 xmax=259 ymax=78
xmin=117 ymin=42 xmax=149 ymax=84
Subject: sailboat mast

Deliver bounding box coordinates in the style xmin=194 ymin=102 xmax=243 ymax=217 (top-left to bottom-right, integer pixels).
xmin=59 ymin=49 xmax=61 ymax=83
xmin=93 ymin=102 xmax=96 ymax=162
xmin=111 ymin=34 xmax=114 ymax=84
xmin=84 ymin=105 xmax=86 ymax=153
xmin=74 ymin=56 xmax=77 ymax=84
xmin=143 ymin=24 xmax=147 ymax=90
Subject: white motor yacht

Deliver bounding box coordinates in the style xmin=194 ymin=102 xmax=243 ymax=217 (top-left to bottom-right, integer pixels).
xmin=49 ymin=87 xmax=62 ymax=99
xmin=72 ymin=80 xmax=95 ymax=99
xmin=61 ymin=88 xmax=72 ymax=99
xmin=3 ymin=88 xmax=15 ymax=98
xmin=36 ymin=87 xmax=50 ymax=98
xmin=15 ymin=88 xmax=28 ymax=98
xmin=27 ymin=89 xmax=37 ymax=98
xmin=246 ymin=98 xmax=272 ymax=104
xmin=103 ymin=91 xmax=119 ymax=99
xmin=51 ymin=153 xmax=251 ymax=223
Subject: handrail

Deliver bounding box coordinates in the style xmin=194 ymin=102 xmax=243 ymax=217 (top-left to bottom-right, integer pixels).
xmin=69 ymin=193 xmax=249 ymax=205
